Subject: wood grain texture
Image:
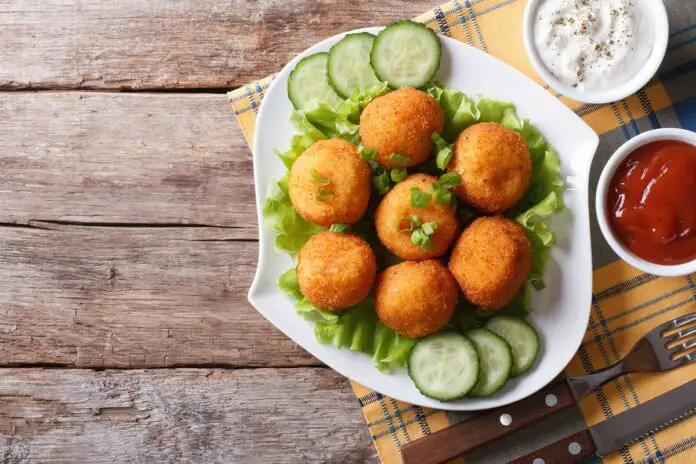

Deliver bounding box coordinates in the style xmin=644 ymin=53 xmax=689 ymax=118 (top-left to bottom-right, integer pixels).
xmin=0 ymin=368 xmax=376 ymax=463
xmin=0 ymin=224 xmax=317 ymax=368
xmin=0 ymin=0 xmax=439 ymax=90
xmin=0 ymin=92 xmax=256 ymax=228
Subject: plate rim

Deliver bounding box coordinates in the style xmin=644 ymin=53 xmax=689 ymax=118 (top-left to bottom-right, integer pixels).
xmin=247 ymin=26 xmax=599 ymax=410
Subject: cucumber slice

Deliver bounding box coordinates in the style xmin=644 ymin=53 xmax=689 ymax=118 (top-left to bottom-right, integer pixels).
xmin=371 ymin=21 xmax=441 ymax=89
xmin=485 ymin=316 xmax=540 ymax=377
xmin=466 ymin=329 xmax=513 ymax=397
xmin=287 ymin=53 xmax=343 ymax=110
xmin=408 ymin=332 xmax=479 ymax=401
xmin=328 ymin=33 xmax=382 ymax=98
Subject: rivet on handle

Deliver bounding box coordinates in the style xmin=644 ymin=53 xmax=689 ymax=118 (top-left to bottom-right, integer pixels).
xmin=545 ymin=394 xmax=558 ymax=407
xmin=532 ymin=459 xmax=545 ymax=464
xmin=568 ymin=442 xmax=582 ymax=455
xmin=499 ymin=413 xmax=512 ymax=426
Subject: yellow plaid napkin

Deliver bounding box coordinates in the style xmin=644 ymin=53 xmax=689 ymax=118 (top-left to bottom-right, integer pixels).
xmin=229 ymin=0 xmax=696 ymax=462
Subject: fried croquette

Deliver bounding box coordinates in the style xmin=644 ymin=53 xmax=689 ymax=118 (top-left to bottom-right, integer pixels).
xmin=448 ymin=122 xmax=531 ymax=213
xmin=297 ymin=231 xmax=377 ymax=311
xmin=374 ymin=174 xmax=459 ymax=260
xmin=359 ymin=88 xmax=444 ymax=168
xmin=375 ymin=260 xmax=458 ymax=339
xmin=449 ymin=216 xmax=532 ymax=310
xmin=289 ymin=138 xmax=371 ymax=227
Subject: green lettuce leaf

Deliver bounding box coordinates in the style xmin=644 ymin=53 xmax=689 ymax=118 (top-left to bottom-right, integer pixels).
xmin=513 ymin=147 xmax=564 ymax=292
xmin=280 ymin=267 xmax=414 ymax=372
xmin=339 ymin=82 xmax=390 ymax=124
xmin=315 ymin=297 xmax=415 ymax=372
xmin=263 ymin=176 xmax=324 ymax=254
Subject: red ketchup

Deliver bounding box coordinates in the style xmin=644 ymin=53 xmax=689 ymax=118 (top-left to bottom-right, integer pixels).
xmin=607 ymin=140 xmax=696 ymax=265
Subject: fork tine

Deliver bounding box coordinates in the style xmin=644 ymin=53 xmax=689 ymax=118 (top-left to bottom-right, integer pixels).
xmin=672 ymin=338 xmax=696 ymax=355
xmin=658 ymin=312 xmax=696 ymax=336
xmin=667 ymin=325 xmax=696 ymax=343
xmin=676 ymin=351 xmax=696 ymax=367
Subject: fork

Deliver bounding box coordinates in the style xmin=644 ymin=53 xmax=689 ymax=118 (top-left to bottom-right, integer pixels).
xmin=400 ymin=312 xmax=696 ymax=464
xmin=567 ymin=312 xmax=696 ymax=398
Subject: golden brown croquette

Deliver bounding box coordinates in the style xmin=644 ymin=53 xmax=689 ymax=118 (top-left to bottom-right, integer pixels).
xmin=449 ymin=216 xmax=532 ymax=310
xmin=359 ymin=88 xmax=444 ymax=168
xmin=374 ymin=174 xmax=459 ymax=260
xmin=375 ymin=260 xmax=458 ymax=339
xmin=448 ymin=122 xmax=531 ymax=213
xmin=297 ymin=231 xmax=377 ymax=311
xmin=289 ymin=138 xmax=371 ymax=227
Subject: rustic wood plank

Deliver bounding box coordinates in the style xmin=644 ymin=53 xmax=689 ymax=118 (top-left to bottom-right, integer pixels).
xmin=0 ymin=225 xmax=318 ymax=368
xmin=0 ymin=0 xmax=438 ymax=90
xmin=0 ymin=367 xmax=376 ymax=463
xmin=0 ymin=92 xmax=255 ymax=229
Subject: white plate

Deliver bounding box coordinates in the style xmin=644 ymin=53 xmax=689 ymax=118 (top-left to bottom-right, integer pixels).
xmin=249 ymin=27 xmax=599 ymax=411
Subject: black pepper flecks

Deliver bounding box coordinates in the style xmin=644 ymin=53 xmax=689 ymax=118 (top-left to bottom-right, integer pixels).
xmin=544 ymin=0 xmax=635 ymax=87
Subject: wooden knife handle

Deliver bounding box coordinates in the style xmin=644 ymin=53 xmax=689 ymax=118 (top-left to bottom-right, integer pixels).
xmin=401 ymin=381 xmax=575 ymax=464
xmin=507 ymin=430 xmax=597 ymax=463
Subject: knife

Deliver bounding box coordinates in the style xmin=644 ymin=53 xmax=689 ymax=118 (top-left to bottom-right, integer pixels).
xmin=508 ymin=379 xmax=696 ymax=463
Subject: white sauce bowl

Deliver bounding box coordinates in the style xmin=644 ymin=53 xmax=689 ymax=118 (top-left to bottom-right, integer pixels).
xmin=595 ymin=128 xmax=696 ymax=277
xmin=523 ymin=0 xmax=669 ymax=104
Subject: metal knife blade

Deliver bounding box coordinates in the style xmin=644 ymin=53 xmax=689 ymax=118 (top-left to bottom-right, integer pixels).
xmin=590 ymin=379 xmax=696 ymax=457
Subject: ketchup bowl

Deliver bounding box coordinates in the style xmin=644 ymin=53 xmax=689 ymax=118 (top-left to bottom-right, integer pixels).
xmin=596 ymin=128 xmax=696 ymax=277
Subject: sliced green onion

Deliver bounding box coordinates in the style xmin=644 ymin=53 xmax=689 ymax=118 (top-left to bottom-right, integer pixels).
xmin=360 ymin=146 xmax=378 ymax=163
xmin=411 ymin=229 xmax=433 ymax=250
xmin=311 ymin=169 xmax=335 ymax=202
xmin=431 ymin=183 xmax=452 ymax=205
xmin=311 ymin=169 xmax=331 ymax=186
xmin=373 ymin=170 xmax=392 ymax=195
xmin=410 ymin=188 xmax=432 ymax=208
xmin=390 ymin=168 xmax=408 ymax=183
xmin=421 ymin=221 xmax=439 ymax=236
xmin=431 ymin=171 xmax=461 ymax=205
xmin=434 ymin=189 xmax=452 ymax=205
xmin=316 ymin=191 xmax=334 ymax=202
xmin=329 ymin=224 xmax=351 ymax=233
xmin=439 ymin=171 xmax=461 ymax=187
xmin=407 ymin=219 xmax=439 ymax=250
xmin=432 ymin=133 xmax=454 ymax=170
xmin=389 ymin=152 xmax=409 ymax=166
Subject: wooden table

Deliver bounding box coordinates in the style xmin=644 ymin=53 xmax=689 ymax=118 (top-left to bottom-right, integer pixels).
xmin=0 ymin=1 xmax=442 ymax=462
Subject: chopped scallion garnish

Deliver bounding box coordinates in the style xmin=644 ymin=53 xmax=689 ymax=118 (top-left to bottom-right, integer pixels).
xmin=432 ymin=133 xmax=453 ymax=170
xmin=421 ymin=221 xmax=439 ymax=236
xmin=439 ymin=171 xmax=461 ymax=188
xmin=389 ymin=152 xmax=409 ymax=166
xmin=410 ymin=188 xmax=432 ymax=208
xmin=373 ymin=169 xmax=392 ymax=195
xmin=360 ymin=146 xmax=378 ymax=164
xmin=432 ymin=171 xmax=461 ymax=205
xmin=399 ymin=216 xmax=438 ymax=250
xmin=329 ymin=224 xmax=350 ymax=233
xmin=390 ymin=168 xmax=408 ymax=183
xmin=311 ymin=169 xmax=334 ymax=202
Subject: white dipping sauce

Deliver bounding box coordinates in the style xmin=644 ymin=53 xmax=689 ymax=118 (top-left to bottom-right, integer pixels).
xmin=533 ymin=0 xmax=653 ymax=92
